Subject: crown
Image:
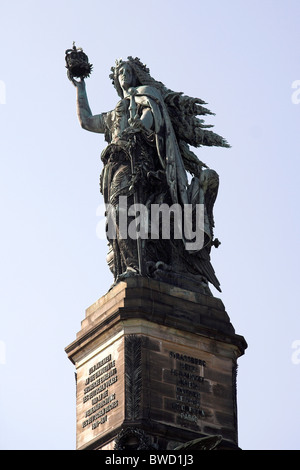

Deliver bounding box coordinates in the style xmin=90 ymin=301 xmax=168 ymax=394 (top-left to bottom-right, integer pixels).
xmin=65 ymin=42 xmax=93 ymax=80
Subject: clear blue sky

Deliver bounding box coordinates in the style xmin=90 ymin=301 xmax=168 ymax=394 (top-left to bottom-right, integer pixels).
xmin=0 ymin=0 xmax=299 ymax=450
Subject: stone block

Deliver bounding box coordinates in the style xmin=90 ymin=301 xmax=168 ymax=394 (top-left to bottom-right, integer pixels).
xmin=65 ymin=277 xmax=247 ymax=450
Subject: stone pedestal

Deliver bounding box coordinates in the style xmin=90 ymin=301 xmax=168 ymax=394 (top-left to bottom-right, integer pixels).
xmin=65 ymin=277 xmax=247 ymax=450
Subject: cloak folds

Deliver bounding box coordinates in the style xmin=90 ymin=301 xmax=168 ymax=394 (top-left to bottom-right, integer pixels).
xmin=132 ymin=85 xmax=214 ymax=252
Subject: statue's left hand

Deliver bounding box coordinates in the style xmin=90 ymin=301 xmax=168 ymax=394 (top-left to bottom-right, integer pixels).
xmin=67 ymin=70 xmax=85 ymax=88
xmin=128 ymin=115 xmax=143 ymax=128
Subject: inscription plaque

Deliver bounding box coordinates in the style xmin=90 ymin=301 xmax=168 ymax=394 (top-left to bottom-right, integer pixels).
xmin=75 ymin=338 xmax=124 ymax=449
xmin=168 ymin=351 xmax=206 ymax=426
xmin=82 ymin=354 xmax=119 ymax=430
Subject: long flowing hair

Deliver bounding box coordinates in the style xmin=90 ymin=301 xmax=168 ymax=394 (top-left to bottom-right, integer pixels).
xmin=110 ymin=57 xmax=230 ymax=176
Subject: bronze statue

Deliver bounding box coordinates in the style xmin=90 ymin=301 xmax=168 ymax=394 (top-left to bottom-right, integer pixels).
xmin=66 ymin=49 xmax=229 ymax=295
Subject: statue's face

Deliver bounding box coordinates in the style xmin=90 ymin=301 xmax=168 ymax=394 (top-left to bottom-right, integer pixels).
xmin=117 ymin=63 xmax=133 ymax=91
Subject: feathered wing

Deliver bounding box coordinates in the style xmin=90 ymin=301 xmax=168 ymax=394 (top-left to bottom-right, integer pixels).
xmin=164 ymin=91 xmax=230 ymax=148
xmin=164 ymin=92 xmax=229 ymax=178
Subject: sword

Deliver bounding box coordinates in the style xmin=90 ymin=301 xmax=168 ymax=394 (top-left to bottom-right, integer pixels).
xmin=128 ymin=87 xmax=138 ymax=125
xmin=127 ymin=87 xmax=145 ymax=276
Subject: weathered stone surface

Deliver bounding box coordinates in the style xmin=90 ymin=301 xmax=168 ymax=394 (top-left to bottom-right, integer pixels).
xmin=65 ymin=278 xmax=247 ymax=450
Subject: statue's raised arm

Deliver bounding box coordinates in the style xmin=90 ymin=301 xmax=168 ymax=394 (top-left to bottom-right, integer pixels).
xmin=65 ymin=44 xmax=105 ymax=134
xmin=74 ymin=79 xmax=105 ymax=134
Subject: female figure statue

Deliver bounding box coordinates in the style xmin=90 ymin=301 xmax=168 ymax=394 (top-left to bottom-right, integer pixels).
xmin=70 ymin=56 xmax=229 ymax=295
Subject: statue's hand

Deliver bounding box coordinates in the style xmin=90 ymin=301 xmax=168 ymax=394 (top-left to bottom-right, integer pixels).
xmin=67 ymin=70 xmax=85 ymax=88
xmin=72 ymin=78 xmax=85 ymax=89
xmin=128 ymin=115 xmax=143 ymax=128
